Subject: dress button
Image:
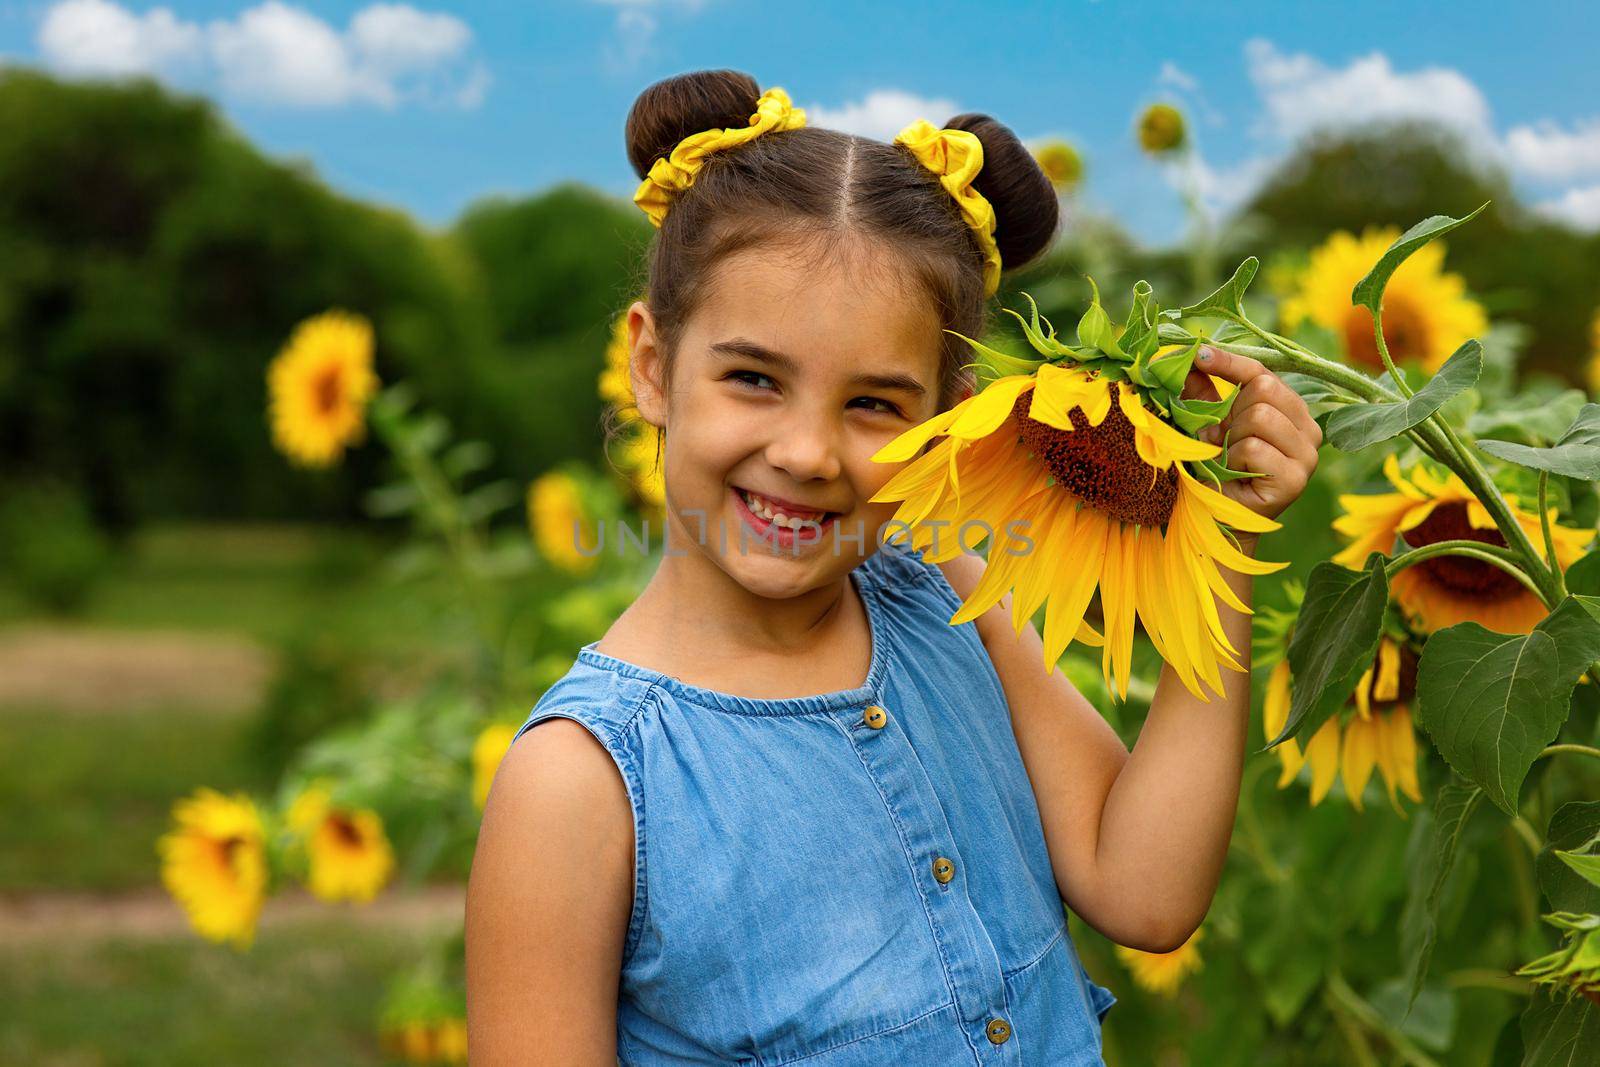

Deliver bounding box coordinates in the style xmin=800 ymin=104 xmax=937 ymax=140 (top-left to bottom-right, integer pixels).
xmin=985 ymin=1018 xmax=1012 ymax=1045
xmin=932 ymin=856 xmax=955 ymax=884
xmin=863 ymin=705 xmax=888 ymax=729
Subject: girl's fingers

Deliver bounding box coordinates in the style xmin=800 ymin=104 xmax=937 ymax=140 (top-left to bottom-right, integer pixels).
xmin=1193 ymin=346 xmax=1267 ymax=387
xmin=1228 ymin=401 xmax=1320 ymax=467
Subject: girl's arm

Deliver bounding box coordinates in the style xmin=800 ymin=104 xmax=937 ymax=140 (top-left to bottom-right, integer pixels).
xmin=466 ymin=719 xmax=635 ymax=1064
xmin=939 ymin=348 xmax=1319 ymax=953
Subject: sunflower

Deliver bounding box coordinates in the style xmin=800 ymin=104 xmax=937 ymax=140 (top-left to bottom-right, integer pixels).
xmin=1333 ymin=454 xmax=1593 ymax=634
xmin=870 ymin=286 xmax=1285 ymax=701
xmin=1115 ymin=926 xmax=1203 ymax=996
xmin=1033 ymin=139 xmax=1083 ymax=192
xmin=1279 ymin=229 xmax=1487 ymax=374
xmin=528 ymin=470 xmax=600 ymax=575
xmin=287 ymin=782 xmax=394 ymax=904
xmin=473 ymin=722 xmax=518 ymax=810
xmin=1264 ymin=633 xmax=1423 ymax=813
xmin=1136 ymin=103 xmax=1186 ymax=155
xmin=158 ymin=788 xmax=268 ymax=948
xmin=267 ymin=309 xmax=379 ymax=468
xmin=598 ymin=306 xmax=667 ymax=509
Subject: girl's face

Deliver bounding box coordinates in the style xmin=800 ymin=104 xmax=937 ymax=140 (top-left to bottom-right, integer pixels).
xmin=630 ymin=236 xmax=953 ymax=599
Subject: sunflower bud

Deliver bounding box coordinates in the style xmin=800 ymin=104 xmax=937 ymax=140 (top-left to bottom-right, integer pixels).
xmin=1032 ymin=139 xmax=1083 ymax=192
xmin=1516 ymin=913 xmax=1600 ymax=1002
xmin=1137 ymin=103 xmax=1187 ymax=156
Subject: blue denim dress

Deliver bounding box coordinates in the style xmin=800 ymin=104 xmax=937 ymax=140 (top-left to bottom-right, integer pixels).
xmin=514 ymin=542 xmax=1117 ymax=1065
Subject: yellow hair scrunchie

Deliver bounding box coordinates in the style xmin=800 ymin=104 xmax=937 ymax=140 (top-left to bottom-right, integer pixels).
xmin=633 ymin=87 xmax=807 ymax=227
xmin=893 ymin=119 xmax=1002 ymax=297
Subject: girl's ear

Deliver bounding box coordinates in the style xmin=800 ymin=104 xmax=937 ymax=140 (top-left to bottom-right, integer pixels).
xmin=628 ymin=300 xmax=668 ymax=430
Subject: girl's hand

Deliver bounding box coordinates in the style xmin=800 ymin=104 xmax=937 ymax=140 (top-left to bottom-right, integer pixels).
xmin=1180 ymin=346 xmax=1322 ymax=531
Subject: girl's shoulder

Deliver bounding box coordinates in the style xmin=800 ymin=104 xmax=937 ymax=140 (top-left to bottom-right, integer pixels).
xmin=512 ymin=649 xmax=659 ymax=751
xmin=857 ymin=541 xmax=968 ymax=622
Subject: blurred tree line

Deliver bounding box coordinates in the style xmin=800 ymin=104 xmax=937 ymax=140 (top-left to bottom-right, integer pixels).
xmin=2 ymin=71 xmax=1597 ymax=539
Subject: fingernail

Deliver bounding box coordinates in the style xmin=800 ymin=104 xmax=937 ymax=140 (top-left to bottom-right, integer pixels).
xmin=1197 ymin=347 xmax=1213 ymax=363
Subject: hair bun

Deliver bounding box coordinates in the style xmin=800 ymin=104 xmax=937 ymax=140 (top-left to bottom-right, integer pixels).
xmin=943 ymin=113 xmax=1059 ymax=271
xmin=626 ymin=70 xmax=763 ymax=180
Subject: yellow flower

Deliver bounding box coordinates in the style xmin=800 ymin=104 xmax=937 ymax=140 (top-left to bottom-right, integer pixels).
xmin=1263 ymin=637 xmax=1423 ymax=813
xmin=1033 ymin=139 xmax=1083 ymax=191
xmin=1136 ymin=103 xmax=1186 ymax=155
xmin=870 ymin=362 xmax=1285 ymax=702
xmin=267 ymin=309 xmax=379 ymax=468
xmin=1115 ymin=926 xmax=1203 ymax=996
xmin=380 ymin=1016 xmax=468 ymax=1065
xmin=597 ymin=306 xmax=667 ymax=509
xmin=1333 ymin=454 xmax=1593 ymax=634
xmin=473 ymin=722 xmax=519 ymax=810
xmin=1280 ymin=228 xmax=1488 ymax=374
xmin=528 ymin=470 xmax=600 ymax=575
xmin=1586 ymin=309 xmax=1600 ymax=396
xmin=287 ymin=782 xmax=394 ymax=904
xmin=158 ymin=788 xmax=268 ymax=948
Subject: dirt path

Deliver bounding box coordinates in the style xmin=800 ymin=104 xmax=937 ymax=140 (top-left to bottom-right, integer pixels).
xmin=0 ymin=626 xmax=275 ymax=714
xmin=0 ymin=884 xmax=464 ymax=944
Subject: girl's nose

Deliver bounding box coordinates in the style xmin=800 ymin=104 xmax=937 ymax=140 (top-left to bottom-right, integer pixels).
xmin=762 ymin=415 xmax=843 ymax=483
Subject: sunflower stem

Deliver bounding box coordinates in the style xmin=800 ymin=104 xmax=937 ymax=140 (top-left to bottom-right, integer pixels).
xmin=1539 ymin=470 xmax=1567 ymax=600
xmin=1371 ymin=307 xmax=1417 ymax=399
xmin=1510 ymin=815 xmax=1544 ymax=857
xmin=1445 ymin=969 xmax=1533 ymax=996
xmin=1384 ymin=541 xmax=1545 ymax=600
xmin=1324 ymin=970 xmax=1442 ymax=1067
xmin=1538 ymin=743 xmax=1600 ymax=763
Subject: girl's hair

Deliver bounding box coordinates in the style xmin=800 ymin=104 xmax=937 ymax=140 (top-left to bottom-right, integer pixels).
xmin=610 ymin=68 xmax=1058 ymax=455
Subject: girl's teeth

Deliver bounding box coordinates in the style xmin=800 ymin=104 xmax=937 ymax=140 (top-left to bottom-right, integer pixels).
xmin=741 ymin=489 xmax=826 ymax=530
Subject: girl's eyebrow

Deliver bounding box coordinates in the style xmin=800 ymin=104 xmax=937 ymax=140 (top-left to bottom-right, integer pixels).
xmin=709 ymin=338 xmax=928 ymax=397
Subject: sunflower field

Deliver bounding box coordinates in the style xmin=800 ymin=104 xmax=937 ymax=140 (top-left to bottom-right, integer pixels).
xmin=4 ymin=68 xmax=1600 ymax=1067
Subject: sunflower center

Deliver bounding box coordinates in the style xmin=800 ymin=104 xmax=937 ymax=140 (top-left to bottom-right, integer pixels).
xmin=312 ymin=365 xmax=344 ymax=415
xmin=1010 ymin=383 xmax=1178 ymax=527
xmin=328 ymin=814 xmax=364 ymax=849
xmin=1343 ymin=297 xmax=1431 ymax=370
xmin=1399 ymin=501 xmax=1522 ymax=600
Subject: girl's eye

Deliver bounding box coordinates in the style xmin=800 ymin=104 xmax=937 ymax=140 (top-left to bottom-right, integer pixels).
xmin=851 ymin=397 xmax=904 ymax=417
xmin=727 ymin=370 xmax=776 ymax=391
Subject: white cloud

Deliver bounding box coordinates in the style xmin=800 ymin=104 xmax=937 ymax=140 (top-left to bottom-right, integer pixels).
xmin=1189 ymin=154 xmax=1277 ymax=216
xmin=1505 ymin=119 xmax=1600 ymax=182
xmin=1535 ymin=185 xmax=1600 ymax=230
xmin=33 ymin=0 xmax=485 ymax=109
xmin=589 ymin=0 xmax=705 ymax=67
xmin=38 ymin=0 xmax=202 ymax=76
xmin=1243 ymin=38 xmax=1495 ymax=151
xmin=806 ymin=89 xmax=961 ymax=141
xmin=1158 ymin=61 xmax=1197 ymax=94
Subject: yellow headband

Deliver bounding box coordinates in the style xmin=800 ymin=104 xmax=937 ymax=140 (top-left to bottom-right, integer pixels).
xmin=633 ymin=87 xmax=807 ymax=227
xmin=893 ymin=119 xmax=1002 ymax=297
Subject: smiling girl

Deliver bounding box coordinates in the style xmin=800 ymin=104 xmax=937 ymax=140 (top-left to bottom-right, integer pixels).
xmin=466 ymin=69 xmax=1321 ymax=1065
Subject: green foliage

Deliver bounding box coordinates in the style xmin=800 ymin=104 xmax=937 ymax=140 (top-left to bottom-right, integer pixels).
xmin=1540 ymin=804 xmax=1600 ymax=915
xmin=1269 ymin=553 xmax=1389 ymax=749
xmin=0 ymin=479 xmax=112 ymax=613
xmin=1415 ymin=598 xmax=1600 ymax=815
xmin=1322 ymin=340 xmax=1481 ymax=452
xmin=1350 ymin=204 xmax=1488 ymax=314
xmin=1480 ymin=404 xmax=1600 ymax=481
xmin=1399 ymin=777 xmax=1485 ymax=1010
xmin=245 ymin=636 xmax=376 ymax=779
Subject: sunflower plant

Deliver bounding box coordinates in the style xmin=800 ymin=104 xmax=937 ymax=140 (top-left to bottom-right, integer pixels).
xmin=876 ymin=203 xmax=1600 ymax=1054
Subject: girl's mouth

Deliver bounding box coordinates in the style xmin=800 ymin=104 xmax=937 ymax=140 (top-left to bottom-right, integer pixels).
xmin=731 ymin=487 xmax=841 ymax=549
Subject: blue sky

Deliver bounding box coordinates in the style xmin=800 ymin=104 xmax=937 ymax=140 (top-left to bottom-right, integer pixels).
xmin=3 ymin=0 xmax=1598 ymax=242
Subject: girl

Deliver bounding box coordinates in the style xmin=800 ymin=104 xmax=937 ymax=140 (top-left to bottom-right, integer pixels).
xmin=467 ymin=70 xmax=1322 ymax=1065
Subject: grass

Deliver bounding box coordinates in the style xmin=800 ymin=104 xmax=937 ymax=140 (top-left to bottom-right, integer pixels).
xmin=0 ymin=706 xmax=268 ymax=892
xmin=0 ymin=522 xmax=461 ymax=656
xmin=0 ymin=920 xmax=440 ymax=1067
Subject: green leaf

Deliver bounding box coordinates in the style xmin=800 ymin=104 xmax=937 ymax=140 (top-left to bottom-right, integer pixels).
xmin=1179 ymin=257 xmax=1259 ymax=320
xmin=1279 ymin=371 xmax=1350 ymax=405
xmin=1519 ymin=987 xmax=1600 ymax=1067
xmin=1414 ymin=596 xmax=1600 ymax=816
xmin=1352 ymin=204 xmax=1488 ymax=314
xmin=1370 ymin=979 xmax=1457 ymax=1052
xmin=1156 ymin=322 xmax=1198 ymax=347
xmin=949 ymin=329 xmax=1048 ymax=379
xmin=1400 ymin=777 xmax=1485 ymax=1013
xmin=1119 ymin=280 xmax=1161 ymax=359
xmin=1265 ymin=552 xmax=1390 ymax=749
xmin=1146 ymin=341 xmax=1199 ymax=396
xmin=1555 ymin=849 xmax=1600 ymax=889
xmin=1468 ymin=388 xmax=1587 ymax=446
xmin=1076 ymin=278 xmax=1125 ymax=358
xmin=1322 ymin=341 xmax=1482 ymax=452
xmin=1169 ymin=393 xmax=1235 ymax=435
xmin=1540 ymin=803 xmax=1600 ymax=914
xmin=1561 ymin=552 xmax=1600 ymax=597
xmin=1479 ymin=403 xmax=1600 ymax=480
